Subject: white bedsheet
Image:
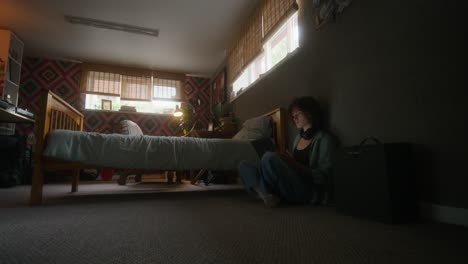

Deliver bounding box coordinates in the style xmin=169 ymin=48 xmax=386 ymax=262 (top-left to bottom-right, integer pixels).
xmin=43 ymin=130 xmax=259 ymax=170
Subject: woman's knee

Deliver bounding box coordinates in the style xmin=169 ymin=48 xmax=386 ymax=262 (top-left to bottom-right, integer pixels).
xmin=239 ymin=160 xmax=256 ymax=171
xmin=261 ymin=151 xmax=281 ymax=166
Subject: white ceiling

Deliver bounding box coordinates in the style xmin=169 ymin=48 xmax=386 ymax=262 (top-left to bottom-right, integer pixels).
xmin=0 ymin=0 xmax=258 ymax=76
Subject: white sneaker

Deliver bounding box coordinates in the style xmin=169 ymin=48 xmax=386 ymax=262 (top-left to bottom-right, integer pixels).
xmin=262 ymin=193 xmax=280 ymax=208
xmin=256 ymin=190 xmax=280 ymax=208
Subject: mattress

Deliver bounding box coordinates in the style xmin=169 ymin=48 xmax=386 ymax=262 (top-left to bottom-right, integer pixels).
xmin=43 ymin=130 xmax=259 ymax=170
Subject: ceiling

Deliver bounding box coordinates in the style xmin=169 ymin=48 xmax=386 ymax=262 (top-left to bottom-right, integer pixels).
xmin=0 ymin=0 xmax=258 ymax=76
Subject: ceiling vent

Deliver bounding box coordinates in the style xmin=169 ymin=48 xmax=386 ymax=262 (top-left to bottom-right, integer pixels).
xmin=64 ymin=15 xmax=159 ymax=37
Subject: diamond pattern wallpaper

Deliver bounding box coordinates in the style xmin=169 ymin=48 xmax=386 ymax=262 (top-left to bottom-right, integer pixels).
xmin=17 ymin=58 xmax=212 ymax=137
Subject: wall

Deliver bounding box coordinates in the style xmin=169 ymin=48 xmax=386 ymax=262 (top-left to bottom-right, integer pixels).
xmin=17 ymin=57 xmax=212 ymax=137
xmin=230 ymin=0 xmax=468 ymax=208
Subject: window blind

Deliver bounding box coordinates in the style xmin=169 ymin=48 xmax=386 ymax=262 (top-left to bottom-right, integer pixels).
xmin=83 ymin=71 xmax=121 ymax=96
xmin=81 ymin=63 xmax=186 ymax=101
xmin=227 ymin=39 xmax=244 ymax=85
xmin=262 ymin=0 xmax=298 ymax=41
xmin=243 ymin=5 xmax=263 ymax=67
xmin=121 ymin=75 xmax=152 ymax=101
xmin=153 ymin=78 xmax=183 ymax=100
xmin=227 ymin=0 xmax=298 ymax=85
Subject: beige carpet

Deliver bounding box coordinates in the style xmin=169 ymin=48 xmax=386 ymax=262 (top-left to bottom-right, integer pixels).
xmin=1 ymin=179 xmax=468 ymax=264
xmin=0 ymin=175 xmax=243 ymax=207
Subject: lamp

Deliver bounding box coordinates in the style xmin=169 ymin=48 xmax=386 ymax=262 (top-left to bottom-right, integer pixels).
xmin=173 ymin=105 xmax=183 ymax=117
xmin=176 ymin=103 xmax=197 ymax=135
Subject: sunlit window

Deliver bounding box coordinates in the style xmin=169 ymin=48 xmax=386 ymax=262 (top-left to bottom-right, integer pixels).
xmin=84 ymin=74 xmax=182 ymax=114
xmin=85 ymin=94 xmax=180 ymax=114
xmin=232 ymin=12 xmax=299 ymax=98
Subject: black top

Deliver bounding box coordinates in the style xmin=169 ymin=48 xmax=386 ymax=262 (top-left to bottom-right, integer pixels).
xmin=293 ymin=142 xmax=312 ymax=167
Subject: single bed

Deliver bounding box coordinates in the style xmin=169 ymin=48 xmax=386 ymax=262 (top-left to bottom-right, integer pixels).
xmin=30 ymin=90 xmax=285 ymax=205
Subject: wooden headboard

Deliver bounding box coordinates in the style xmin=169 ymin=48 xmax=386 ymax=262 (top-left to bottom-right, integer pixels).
xmin=262 ymin=108 xmax=286 ymax=153
xmin=34 ymin=90 xmax=84 ymax=159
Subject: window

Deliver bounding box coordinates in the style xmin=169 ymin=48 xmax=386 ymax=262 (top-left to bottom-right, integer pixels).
xmin=232 ymin=12 xmax=299 ymax=97
xmin=82 ymin=66 xmax=184 ymax=114
xmin=84 ymin=94 xmax=181 ymax=114
xmin=153 ymin=78 xmax=182 ymax=100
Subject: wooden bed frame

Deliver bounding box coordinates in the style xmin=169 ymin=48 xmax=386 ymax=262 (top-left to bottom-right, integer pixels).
xmin=30 ymin=90 xmax=286 ymax=205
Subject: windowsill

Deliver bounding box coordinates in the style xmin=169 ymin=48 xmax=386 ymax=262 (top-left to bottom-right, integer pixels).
xmin=83 ymin=109 xmax=175 ymax=116
xmin=229 ymin=48 xmax=300 ymax=103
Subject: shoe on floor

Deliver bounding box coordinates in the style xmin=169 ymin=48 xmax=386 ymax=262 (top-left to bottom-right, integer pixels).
xmin=257 ymin=192 xmax=280 ymax=208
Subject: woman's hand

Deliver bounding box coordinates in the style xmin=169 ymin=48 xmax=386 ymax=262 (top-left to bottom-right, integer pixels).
xmin=279 ymin=150 xmax=295 ymax=165
xmin=280 ymin=150 xmax=307 ymax=172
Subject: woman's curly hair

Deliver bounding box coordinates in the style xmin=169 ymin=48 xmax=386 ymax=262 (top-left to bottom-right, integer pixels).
xmin=288 ymin=96 xmax=323 ymax=130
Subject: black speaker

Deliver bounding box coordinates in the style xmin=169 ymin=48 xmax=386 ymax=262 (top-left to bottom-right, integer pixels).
xmin=333 ymin=139 xmax=417 ymax=224
xmin=0 ymin=135 xmax=31 ymax=187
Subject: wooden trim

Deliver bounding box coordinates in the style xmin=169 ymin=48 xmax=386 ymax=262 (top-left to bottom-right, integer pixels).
xmin=81 ymin=91 xmax=121 ymax=97
xmin=119 ymin=97 xmax=152 ymax=102
xmin=262 ymin=108 xmax=286 ymax=153
xmin=82 ymin=63 xmax=152 ymax=77
xmin=152 ymin=71 xmax=185 ymax=81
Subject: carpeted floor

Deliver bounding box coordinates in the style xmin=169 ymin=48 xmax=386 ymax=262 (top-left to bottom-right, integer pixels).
xmin=1 ymin=182 xmax=468 ymax=264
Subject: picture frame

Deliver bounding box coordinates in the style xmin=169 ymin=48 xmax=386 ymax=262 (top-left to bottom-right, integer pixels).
xmin=211 ymin=67 xmax=226 ymax=106
xmin=101 ymin=99 xmax=112 ymax=111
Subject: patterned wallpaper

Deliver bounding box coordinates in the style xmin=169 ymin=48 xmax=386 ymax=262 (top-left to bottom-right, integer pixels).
xmin=17 ymin=57 xmax=212 ymax=137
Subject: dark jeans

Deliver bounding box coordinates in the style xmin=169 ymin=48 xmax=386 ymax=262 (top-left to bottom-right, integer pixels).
xmin=239 ymin=152 xmax=312 ymax=203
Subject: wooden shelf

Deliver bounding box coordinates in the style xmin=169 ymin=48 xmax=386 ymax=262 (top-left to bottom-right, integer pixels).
xmin=0 ymin=108 xmax=35 ymax=123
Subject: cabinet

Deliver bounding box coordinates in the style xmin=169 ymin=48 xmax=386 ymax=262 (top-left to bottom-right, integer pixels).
xmin=0 ymin=30 xmax=24 ymax=135
xmin=0 ymin=29 xmax=23 ymax=105
xmin=0 ymin=135 xmax=32 ymax=186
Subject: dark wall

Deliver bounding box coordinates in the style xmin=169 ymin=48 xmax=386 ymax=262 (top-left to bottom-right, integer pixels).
xmin=230 ymin=0 xmax=468 ymax=208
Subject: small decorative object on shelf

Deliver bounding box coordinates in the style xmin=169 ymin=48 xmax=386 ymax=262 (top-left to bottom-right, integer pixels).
xmin=101 ymin=99 xmax=112 ymax=110
xmin=119 ymin=105 xmax=136 ymax=112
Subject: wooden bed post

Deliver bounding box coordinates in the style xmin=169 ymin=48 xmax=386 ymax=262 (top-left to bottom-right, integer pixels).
xmin=30 ymin=90 xmax=84 ymax=205
xmin=30 ymin=162 xmax=44 ymax=205
xmin=30 ymin=90 xmax=50 ymax=205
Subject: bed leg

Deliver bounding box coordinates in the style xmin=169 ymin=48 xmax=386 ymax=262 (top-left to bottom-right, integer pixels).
xmin=118 ymin=171 xmax=128 ymax=185
xmin=30 ymin=163 xmax=44 ymax=206
xmin=135 ymin=174 xmax=142 ymax=182
xmin=166 ymin=171 xmax=174 ymax=184
xmin=175 ymin=171 xmax=182 ymax=184
xmin=71 ymin=170 xmax=79 ymax=192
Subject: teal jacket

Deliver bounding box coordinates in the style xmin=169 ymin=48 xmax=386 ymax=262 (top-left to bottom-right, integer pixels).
xmin=291 ymin=130 xmax=335 ymax=186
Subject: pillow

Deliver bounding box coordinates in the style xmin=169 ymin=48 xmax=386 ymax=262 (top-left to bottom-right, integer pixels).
xmin=115 ymin=120 xmax=144 ymax=136
xmin=232 ymin=116 xmax=272 ymax=140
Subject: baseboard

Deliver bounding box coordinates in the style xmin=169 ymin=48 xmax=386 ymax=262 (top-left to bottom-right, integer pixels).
xmin=419 ymin=202 xmax=468 ymax=227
